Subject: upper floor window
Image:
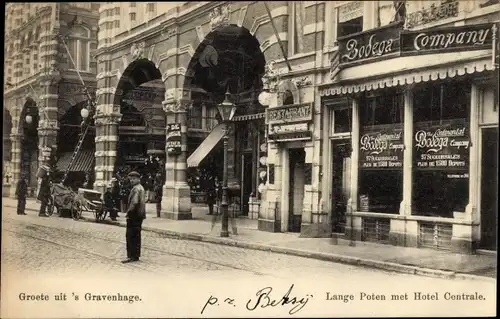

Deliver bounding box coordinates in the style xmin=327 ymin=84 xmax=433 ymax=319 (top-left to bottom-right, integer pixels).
xmin=289 ymin=1 xmax=304 ymax=55
xmin=337 ymin=1 xmax=364 ymax=38
xmin=147 ymin=3 xmax=155 ymax=13
xmin=130 ymin=12 xmax=136 ymax=21
xmin=130 ymin=2 xmax=136 ymax=7
xmin=115 ymin=7 xmax=120 ymax=15
xmin=67 ymin=26 xmax=91 ymax=72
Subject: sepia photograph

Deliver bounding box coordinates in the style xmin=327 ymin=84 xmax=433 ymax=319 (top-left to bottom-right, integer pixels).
xmin=1 ymin=1 xmax=498 ymax=317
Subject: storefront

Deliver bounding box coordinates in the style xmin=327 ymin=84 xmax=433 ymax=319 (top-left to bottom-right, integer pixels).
xmin=321 ymin=22 xmax=498 ymax=252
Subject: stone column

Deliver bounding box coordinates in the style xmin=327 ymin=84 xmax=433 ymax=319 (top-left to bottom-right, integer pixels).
xmin=162 ymin=99 xmax=192 ymax=220
xmin=346 ymin=97 xmax=362 ymax=241
xmin=391 ymin=87 xmax=415 ymax=246
xmin=9 ymin=106 xmax=23 ymax=198
xmin=227 ymin=123 xmax=240 ymax=191
xmin=453 ymin=83 xmax=480 ymax=253
xmin=94 ymin=115 xmax=120 ymax=193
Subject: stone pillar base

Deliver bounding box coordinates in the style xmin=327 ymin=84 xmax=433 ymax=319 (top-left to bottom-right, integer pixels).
xmin=344 ymin=214 xmax=363 ymax=241
xmin=300 ymin=222 xmax=331 ymax=238
xmin=451 ymin=224 xmax=479 ymax=254
xmin=258 ymin=218 xmax=281 ymax=232
xmin=161 ymin=184 xmax=192 ymax=220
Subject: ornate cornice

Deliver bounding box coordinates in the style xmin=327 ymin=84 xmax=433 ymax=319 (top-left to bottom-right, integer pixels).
xmin=95 ymin=114 xmax=122 ymax=126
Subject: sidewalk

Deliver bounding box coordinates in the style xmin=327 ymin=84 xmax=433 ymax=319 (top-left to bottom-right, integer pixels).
xmin=2 ymin=197 xmax=496 ymax=281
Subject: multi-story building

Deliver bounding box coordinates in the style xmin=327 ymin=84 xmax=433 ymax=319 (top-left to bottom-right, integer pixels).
xmin=12 ymin=1 xmax=495 ymax=253
xmin=3 ymin=3 xmax=100 ymax=196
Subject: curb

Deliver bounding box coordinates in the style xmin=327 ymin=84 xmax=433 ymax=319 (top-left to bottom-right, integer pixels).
xmin=4 ymin=203 xmax=496 ymax=282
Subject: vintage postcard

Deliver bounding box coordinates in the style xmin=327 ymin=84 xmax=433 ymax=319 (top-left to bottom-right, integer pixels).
xmin=2 ymin=1 xmax=498 ymax=318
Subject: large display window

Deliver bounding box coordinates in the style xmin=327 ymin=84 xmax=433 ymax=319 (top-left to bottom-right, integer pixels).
xmin=358 ymin=88 xmax=404 ymax=213
xmin=412 ymin=80 xmax=471 ymax=217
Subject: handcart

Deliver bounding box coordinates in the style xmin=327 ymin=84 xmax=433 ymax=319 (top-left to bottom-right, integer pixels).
xmin=48 ymin=183 xmax=82 ymax=220
xmin=77 ymin=188 xmax=107 ymax=222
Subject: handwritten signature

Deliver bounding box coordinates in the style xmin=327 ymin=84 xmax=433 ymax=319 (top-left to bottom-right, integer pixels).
xmin=201 ymin=284 xmax=313 ymax=315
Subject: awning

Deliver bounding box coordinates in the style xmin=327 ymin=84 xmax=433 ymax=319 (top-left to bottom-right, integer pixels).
xmin=187 ymin=123 xmax=226 ymax=168
xmin=56 ymin=150 xmax=95 ymax=172
xmin=320 ymin=50 xmax=496 ymax=97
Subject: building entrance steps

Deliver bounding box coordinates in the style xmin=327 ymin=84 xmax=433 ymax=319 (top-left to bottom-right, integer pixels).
xmin=2 ymin=197 xmax=496 ymax=280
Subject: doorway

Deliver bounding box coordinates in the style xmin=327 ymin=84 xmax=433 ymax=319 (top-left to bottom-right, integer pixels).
xmin=480 ymin=127 xmax=498 ymax=250
xmin=331 ymin=140 xmax=351 ymax=234
xmin=288 ymin=148 xmax=306 ymax=232
xmin=241 ymin=152 xmax=254 ymax=216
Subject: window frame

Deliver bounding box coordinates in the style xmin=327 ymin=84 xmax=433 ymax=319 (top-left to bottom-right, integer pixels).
xmin=335 ymin=0 xmax=364 ymax=41
xmin=67 ymin=26 xmax=92 ymax=73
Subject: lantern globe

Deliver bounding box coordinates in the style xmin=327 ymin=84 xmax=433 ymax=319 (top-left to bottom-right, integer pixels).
xmin=25 ymin=115 xmax=33 ymax=124
xmin=80 ymin=108 xmax=89 ymax=119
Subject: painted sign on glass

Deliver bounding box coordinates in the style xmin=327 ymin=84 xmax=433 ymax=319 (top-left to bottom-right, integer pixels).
xmin=166 ymin=123 xmax=182 ymax=155
xmin=414 ymin=120 xmax=469 ymax=171
xmin=359 ymin=125 xmax=404 ymax=169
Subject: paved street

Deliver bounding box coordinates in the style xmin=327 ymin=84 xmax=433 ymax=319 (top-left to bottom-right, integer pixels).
xmin=2 ymin=207 xmax=496 ymax=318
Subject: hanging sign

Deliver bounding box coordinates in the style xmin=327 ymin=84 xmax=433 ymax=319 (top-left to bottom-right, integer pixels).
xmin=266 ymin=103 xmax=313 ymax=125
xmin=166 ymin=123 xmax=182 ymax=155
xmin=414 ymin=120 xmax=470 ymax=171
xmin=401 ymin=23 xmax=495 ymax=55
xmin=359 ymin=125 xmax=404 ymax=169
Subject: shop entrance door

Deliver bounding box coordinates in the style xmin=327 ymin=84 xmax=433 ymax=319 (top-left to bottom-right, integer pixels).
xmin=480 ymin=127 xmax=498 ymax=250
xmin=240 ymin=152 xmax=254 ymax=216
xmin=288 ymin=148 xmax=306 ymax=232
xmin=331 ymin=141 xmax=351 ymax=234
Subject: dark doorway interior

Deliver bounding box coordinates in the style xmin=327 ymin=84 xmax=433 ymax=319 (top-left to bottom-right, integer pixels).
xmin=331 ymin=140 xmax=351 ymax=233
xmin=241 ymin=152 xmax=254 ymax=216
xmin=288 ymin=148 xmax=306 ymax=232
xmin=480 ymin=127 xmax=498 ymax=250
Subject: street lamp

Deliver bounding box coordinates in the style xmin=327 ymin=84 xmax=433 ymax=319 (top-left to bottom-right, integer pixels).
xmin=217 ymin=90 xmax=237 ymax=237
xmin=25 ymin=114 xmax=33 ymax=124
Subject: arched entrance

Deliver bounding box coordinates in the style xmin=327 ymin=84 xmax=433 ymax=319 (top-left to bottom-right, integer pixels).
xmin=56 ymin=101 xmax=96 ymax=190
xmin=183 ymin=24 xmax=266 ymax=215
xmin=19 ymin=98 xmax=40 ymax=196
xmin=113 ymin=59 xmax=166 ymax=197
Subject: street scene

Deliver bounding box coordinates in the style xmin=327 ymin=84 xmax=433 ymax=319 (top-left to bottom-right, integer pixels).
xmin=2 ymin=1 xmax=498 ymax=318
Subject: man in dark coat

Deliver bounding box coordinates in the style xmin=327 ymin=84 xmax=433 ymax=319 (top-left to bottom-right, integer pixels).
xmin=153 ymin=172 xmax=163 ymax=217
xmin=122 ymin=171 xmax=146 ymax=263
xmin=38 ymin=173 xmax=51 ymax=217
xmin=16 ymin=177 xmax=28 ymax=215
xmin=103 ymin=185 xmax=119 ymax=221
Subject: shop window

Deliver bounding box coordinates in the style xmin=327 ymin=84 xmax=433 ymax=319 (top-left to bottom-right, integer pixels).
xmin=337 ymin=1 xmax=364 ymax=39
xmin=412 ymin=80 xmax=471 ymax=218
xmin=358 ymin=88 xmax=404 ymax=214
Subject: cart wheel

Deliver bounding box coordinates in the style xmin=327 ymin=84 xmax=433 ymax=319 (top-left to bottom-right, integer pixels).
xmin=72 ymin=202 xmax=82 ymax=221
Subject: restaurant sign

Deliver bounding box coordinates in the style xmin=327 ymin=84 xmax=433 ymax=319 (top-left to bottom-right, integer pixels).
xmin=166 ymin=123 xmax=182 ymax=155
xmin=401 ymin=23 xmax=495 ymax=55
xmin=414 ymin=121 xmax=469 ymax=171
xmin=338 ymin=21 xmax=403 ymax=67
xmin=359 ymin=125 xmax=404 ymax=169
xmin=266 ymin=103 xmax=313 ymax=125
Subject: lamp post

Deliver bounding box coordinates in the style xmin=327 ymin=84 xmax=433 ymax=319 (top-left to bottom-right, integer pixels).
xmin=217 ymin=90 xmax=237 ymax=237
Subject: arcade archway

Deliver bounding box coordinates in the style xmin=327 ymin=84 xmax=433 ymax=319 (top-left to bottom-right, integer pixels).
xmin=56 ymin=101 xmax=96 ymax=190
xmin=183 ymin=24 xmax=266 ymax=215
xmin=113 ymin=59 xmax=167 ymax=195
xmin=19 ymin=98 xmax=40 ymax=195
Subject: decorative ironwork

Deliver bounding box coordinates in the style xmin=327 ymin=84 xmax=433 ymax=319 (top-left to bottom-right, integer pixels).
xmin=405 ymin=0 xmax=459 ymax=29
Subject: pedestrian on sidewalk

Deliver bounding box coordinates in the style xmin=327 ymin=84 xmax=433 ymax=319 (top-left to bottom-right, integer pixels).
xmin=103 ymin=185 xmax=119 ymax=221
xmin=15 ymin=176 xmax=28 ymax=215
xmin=153 ymin=172 xmax=163 ymax=217
xmin=122 ymin=171 xmax=146 ymax=263
xmin=206 ymin=176 xmax=216 ymax=215
xmin=111 ymin=177 xmax=121 ymax=213
xmin=37 ymin=173 xmax=51 ymax=217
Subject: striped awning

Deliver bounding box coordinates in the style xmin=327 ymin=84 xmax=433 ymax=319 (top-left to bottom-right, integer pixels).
xmin=56 ymin=150 xmax=95 ymax=172
xmin=320 ymin=50 xmax=495 ymax=97
xmin=187 ymin=123 xmax=226 ymax=168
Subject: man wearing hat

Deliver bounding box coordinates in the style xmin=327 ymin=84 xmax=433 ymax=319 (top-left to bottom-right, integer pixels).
xmin=103 ymin=184 xmax=119 ymax=221
xmin=122 ymin=171 xmax=146 ymax=263
xmin=15 ymin=175 xmax=28 ymax=215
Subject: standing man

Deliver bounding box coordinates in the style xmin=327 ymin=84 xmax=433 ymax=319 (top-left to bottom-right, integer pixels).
xmin=122 ymin=171 xmax=146 ymax=263
xmin=38 ymin=172 xmax=51 ymax=217
xmin=153 ymin=172 xmax=163 ymax=218
xmin=16 ymin=176 xmax=28 ymax=215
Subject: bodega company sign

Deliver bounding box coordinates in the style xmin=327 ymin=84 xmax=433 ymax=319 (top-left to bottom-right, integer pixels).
xmin=401 ymin=23 xmax=496 ymax=55
xmin=338 ymin=21 xmax=403 ymax=66
xmin=359 ymin=125 xmax=404 ymax=169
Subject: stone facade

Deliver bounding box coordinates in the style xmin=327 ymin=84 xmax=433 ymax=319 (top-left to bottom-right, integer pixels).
xmin=3 ymin=3 xmax=99 ymax=197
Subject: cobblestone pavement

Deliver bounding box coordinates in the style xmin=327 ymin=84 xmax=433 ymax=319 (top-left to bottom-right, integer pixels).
xmin=2 ymin=208 xmax=497 ymax=318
